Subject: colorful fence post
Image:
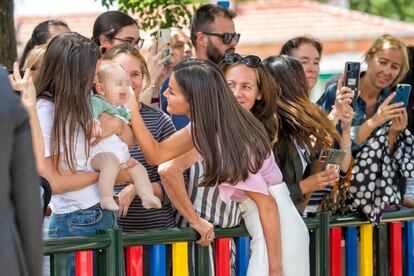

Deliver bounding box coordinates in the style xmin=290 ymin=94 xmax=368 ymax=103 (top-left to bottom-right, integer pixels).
xmin=50 ymin=253 xmax=68 ymax=276
xmin=215 ymin=238 xmax=231 ymax=276
xmin=389 ymin=222 xmax=403 ymax=276
xmin=75 ymin=251 xmax=93 ymax=276
xmin=344 ymin=227 xmax=358 ymax=276
xmin=172 ymin=242 xmax=188 ymax=276
xmin=375 ymin=224 xmax=389 ymax=276
xmin=319 ymin=212 xmax=330 ymax=276
xmin=97 ymin=228 xmax=123 ymax=276
xmin=195 ymin=243 xmax=210 ymax=276
xmin=150 ymin=244 xmax=166 ymax=276
xmin=403 ymin=221 xmax=414 ymax=276
xmin=235 ymin=237 xmax=249 ymax=276
xmin=329 ymin=227 xmax=342 ymax=276
xmin=126 ymin=246 xmax=143 ymax=276
xmin=360 ymin=224 xmax=373 ymax=276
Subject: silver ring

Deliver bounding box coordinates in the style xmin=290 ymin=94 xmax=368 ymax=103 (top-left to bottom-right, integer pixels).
xmin=207 ymin=234 xmax=213 ymax=241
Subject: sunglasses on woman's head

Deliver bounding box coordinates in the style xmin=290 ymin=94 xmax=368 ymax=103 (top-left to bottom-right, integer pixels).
xmin=202 ymin=32 xmax=241 ymax=45
xmin=223 ymin=53 xmax=262 ymax=68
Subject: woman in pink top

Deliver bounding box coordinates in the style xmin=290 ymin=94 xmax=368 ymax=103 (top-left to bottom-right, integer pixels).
xmin=221 ymin=53 xmax=310 ymax=276
xmin=127 ymin=58 xmax=284 ymax=276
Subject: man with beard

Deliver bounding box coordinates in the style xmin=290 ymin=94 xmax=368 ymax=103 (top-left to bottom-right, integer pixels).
xmin=190 ymin=4 xmax=239 ymax=63
xmin=157 ymin=3 xmax=241 ymax=275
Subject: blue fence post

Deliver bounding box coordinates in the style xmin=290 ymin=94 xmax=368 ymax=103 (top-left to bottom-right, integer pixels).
xmin=150 ymin=244 xmax=166 ymax=276
xmin=235 ymin=237 xmax=249 ymax=276
xmin=344 ymin=227 xmax=358 ymax=276
xmin=404 ymin=221 xmax=414 ymax=276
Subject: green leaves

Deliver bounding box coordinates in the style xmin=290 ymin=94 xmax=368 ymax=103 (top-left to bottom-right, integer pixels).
xmin=99 ymin=0 xmax=206 ymax=33
xmin=318 ymin=0 xmax=414 ymax=23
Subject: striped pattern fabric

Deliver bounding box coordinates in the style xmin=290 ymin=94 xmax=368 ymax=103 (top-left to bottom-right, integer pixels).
xmin=114 ymin=104 xmax=176 ymax=231
xmin=175 ymin=161 xmax=242 ymax=229
xmin=175 ymin=162 xmax=241 ymax=276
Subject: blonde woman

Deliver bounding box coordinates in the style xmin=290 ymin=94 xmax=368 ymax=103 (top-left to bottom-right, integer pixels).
xmin=319 ymin=34 xmax=412 ymax=223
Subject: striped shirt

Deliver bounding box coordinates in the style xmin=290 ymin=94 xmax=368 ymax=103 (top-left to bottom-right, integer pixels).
xmin=114 ymin=104 xmax=176 ymax=232
xmin=175 ymin=161 xmax=242 ymax=228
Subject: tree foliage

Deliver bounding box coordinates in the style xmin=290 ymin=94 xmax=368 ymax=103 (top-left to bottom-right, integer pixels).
xmin=318 ymin=0 xmax=414 ymax=23
xmin=0 ymin=0 xmax=17 ymax=68
xmin=99 ymin=0 xmax=206 ymax=32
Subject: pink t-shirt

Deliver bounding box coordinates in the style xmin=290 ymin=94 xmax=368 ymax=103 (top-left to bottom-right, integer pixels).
xmin=185 ymin=123 xmax=283 ymax=204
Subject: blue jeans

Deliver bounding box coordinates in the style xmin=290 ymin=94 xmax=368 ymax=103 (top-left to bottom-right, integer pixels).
xmin=406 ymin=178 xmax=414 ymax=200
xmin=48 ymin=207 xmax=116 ymax=276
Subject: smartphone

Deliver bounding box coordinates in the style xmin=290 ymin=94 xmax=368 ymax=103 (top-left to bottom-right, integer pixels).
xmin=321 ymin=148 xmax=346 ymax=173
xmin=157 ymin=28 xmax=171 ymax=65
xmin=344 ymin=62 xmax=360 ymax=100
xmin=391 ymin=84 xmax=411 ymax=108
xmin=157 ymin=28 xmax=171 ymax=52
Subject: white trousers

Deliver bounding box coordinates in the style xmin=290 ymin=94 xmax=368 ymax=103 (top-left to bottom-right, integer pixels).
xmin=239 ymin=182 xmax=310 ymax=276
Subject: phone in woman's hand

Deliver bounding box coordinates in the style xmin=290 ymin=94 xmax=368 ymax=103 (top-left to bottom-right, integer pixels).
xmin=391 ymin=84 xmax=411 ymax=108
xmin=321 ymin=148 xmax=346 ymax=173
xmin=344 ymin=62 xmax=360 ymax=101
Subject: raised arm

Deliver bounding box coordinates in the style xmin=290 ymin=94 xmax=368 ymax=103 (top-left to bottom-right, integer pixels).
xmin=9 ymin=64 xmax=46 ymax=173
xmin=128 ymin=96 xmax=194 ymax=165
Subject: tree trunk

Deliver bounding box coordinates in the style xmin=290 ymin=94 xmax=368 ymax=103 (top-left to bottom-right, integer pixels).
xmin=0 ymin=0 xmax=17 ymax=68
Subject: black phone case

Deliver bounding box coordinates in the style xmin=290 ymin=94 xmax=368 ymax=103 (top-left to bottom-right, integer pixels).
xmin=344 ymin=62 xmax=360 ymax=98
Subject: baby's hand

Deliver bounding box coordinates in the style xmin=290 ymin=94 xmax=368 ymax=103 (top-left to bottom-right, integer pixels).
xmin=92 ymin=121 xmax=102 ymax=138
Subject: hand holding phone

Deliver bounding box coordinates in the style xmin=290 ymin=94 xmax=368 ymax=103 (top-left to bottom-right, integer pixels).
xmin=157 ymin=29 xmax=171 ymax=65
xmin=321 ymin=148 xmax=346 ymax=173
xmin=344 ymin=62 xmax=360 ymax=100
xmin=391 ymin=84 xmax=411 ymax=108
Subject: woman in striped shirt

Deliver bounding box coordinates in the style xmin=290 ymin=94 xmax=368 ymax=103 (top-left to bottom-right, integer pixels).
xmin=104 ymin=44 xmax=177 ymax=275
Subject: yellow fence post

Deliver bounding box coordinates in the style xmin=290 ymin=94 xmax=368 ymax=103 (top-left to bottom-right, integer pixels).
xmin=360 ymin=224 xmax=373 ymax=276
xmin=172 ymin=242 xmax=189 ymax=276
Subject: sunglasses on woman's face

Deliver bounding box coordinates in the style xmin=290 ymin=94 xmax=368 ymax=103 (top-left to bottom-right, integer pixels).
xmin=202 ymin=32 xmax=241 ymax=45
xmin=223 ymin=53 xmax=262 ymax=68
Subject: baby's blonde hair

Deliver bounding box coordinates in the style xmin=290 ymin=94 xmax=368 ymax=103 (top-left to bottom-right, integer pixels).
xmin=96 ymin=60 xmax=126 ymax=84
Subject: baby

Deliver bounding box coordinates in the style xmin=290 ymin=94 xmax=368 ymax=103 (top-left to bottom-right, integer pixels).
xmin=90 ymin=60 xmax=161 ymax=211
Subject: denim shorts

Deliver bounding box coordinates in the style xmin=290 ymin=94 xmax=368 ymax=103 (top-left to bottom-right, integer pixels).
xmin=48 ymin=206 xmax=116 ymax=276
xmin=406 ymin=178 xmax=414 ymax=200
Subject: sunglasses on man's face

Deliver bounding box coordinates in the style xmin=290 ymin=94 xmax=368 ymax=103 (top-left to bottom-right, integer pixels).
xmin=202 ymin=32 xmax=241 ymax=45
xmin=224 ymin=53 xmax=262 ymax=68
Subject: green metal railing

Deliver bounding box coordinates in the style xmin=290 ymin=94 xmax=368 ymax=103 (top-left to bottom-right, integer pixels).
xmin=43 ymin=208 xmax=414 ymax=276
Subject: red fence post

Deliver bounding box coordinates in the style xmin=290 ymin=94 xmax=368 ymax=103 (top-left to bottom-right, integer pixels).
xmin=75 ymin=251 xmax=93 ymax=276
xmin=389 ymin=222 xmax=403 ymax=276
xmin=216 ymin=238 xmax=231 ymax=276
xmin=330 ymin=227 xmax=342 ymax=276
xmin=126 ymin=246 xmax=143 ymax=276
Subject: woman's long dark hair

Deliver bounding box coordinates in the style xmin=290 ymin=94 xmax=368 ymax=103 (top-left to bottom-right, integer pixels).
xmin=92 ymin=11 xmax=137 ymax=46
xmin=19 ymin=20 xmax=69 ymax=68
xmin=173 ymin=59 xmax=272 ymax=187
xmin=221 ymin=62 xmax=280 ymax=145
xmin=263 ymin=55 xmax=339 ymax=153
xmin=35 ymin=32 xmax=100 ymax=172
